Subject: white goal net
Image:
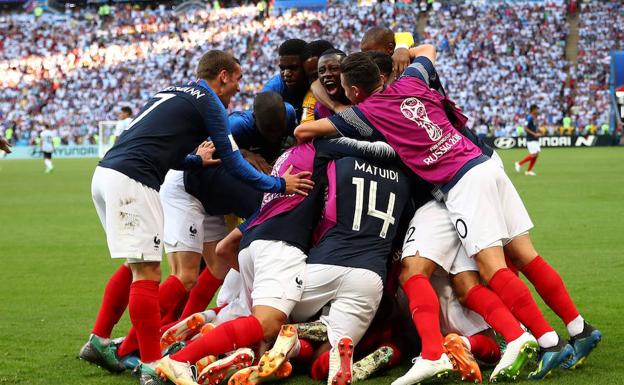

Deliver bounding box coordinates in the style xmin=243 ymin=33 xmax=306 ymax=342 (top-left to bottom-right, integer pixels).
xmin=98 ymin=120 xmax=119 ymax=158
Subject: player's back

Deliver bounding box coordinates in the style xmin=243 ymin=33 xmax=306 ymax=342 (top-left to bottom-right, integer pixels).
xmin=358 ymin=76 xmax=482 ymax=184
xmin=99 ymin=84 xmax=219 ymax=191
xmin=307 ymin=156 xmax=411 ymax=281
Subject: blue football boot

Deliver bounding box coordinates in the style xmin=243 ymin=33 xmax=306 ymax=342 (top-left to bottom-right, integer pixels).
xmin=528 ymin=335 xmax=574 ymax=380
xmin=563 ymin=322 xmax=602 ymax=369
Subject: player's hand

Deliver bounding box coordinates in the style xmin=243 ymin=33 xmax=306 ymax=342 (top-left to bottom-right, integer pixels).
xmin=281 ymin=165 xmax=314 ymax=196
xmin=241 ymin=149 xmax=272 ymax=174
xmin=392 ymin=47 xmax=411 ymax=79
xmin=0 ymin=136 xmax=11 ymax=154
xmin=197 ymin=141 xmax=221 ymax=166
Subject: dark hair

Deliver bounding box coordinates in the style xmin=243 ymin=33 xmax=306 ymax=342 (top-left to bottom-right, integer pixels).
xmin=253 ymin=92 xmax=287 ymax=140
xmin=120 ymin=106 xmax=133 ymax=115
xmin=365 ymin=51 xmax=393 ymax=78
xmin=320 ymin=48 xmax=346 ymax=58
xmin=302 ymin=40 xmax=335 ymax=61
xmin=278 ymin=39 xmax=308 ymax=57
xmin=361 ymin=26 xmax=394 ymax=51
xmin=196 ymin=50 xmax=240 ymax=80
xmin=530 ymin=104 xmax=539 ymax=112
xmin=341 ymin=52 xmax=381 ymax=94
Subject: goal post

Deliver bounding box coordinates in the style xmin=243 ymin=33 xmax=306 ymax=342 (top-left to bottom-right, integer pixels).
xmin=98 ymin=120 xmax=119 ymax=158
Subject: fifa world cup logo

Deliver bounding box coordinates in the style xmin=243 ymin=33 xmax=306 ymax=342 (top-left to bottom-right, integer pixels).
xmin=400 ymin=97 xmax=443 ymax=142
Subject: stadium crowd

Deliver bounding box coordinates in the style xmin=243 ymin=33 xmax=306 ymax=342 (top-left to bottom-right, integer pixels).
xmin=570 ymin=0 xmax=624 ymax=134
xmin=424 ymin=0 xmax=569 ymax=137
xmin=0 ymin=0 xmax=620 ymax=148
xmin=0 ymin=2 xmax=416 ymax=146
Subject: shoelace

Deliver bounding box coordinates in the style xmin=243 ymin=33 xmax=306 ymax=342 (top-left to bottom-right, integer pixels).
xmin=411 ymin=356 xmax=422 ymax=365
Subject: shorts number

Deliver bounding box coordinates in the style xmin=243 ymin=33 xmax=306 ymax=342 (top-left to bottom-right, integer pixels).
xmin=351 ymin=177 xmax=396 ymax=239
xmin=404 ymin=226 xmax=416 ymax=243
xmin=126 ymin=93 xmax=176 ymax=131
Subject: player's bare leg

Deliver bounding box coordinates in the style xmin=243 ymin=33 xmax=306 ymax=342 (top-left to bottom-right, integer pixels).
xmin=392 ymin=255 xmax=455 ymax=385
xmin=178 ymin=240 xmax=228 ymax=319
xmin=504 ymin=234 xmax=601 ymax=371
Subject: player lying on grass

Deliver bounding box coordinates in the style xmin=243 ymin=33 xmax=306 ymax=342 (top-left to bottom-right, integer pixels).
xmin=294 ymin=45 xmax=601 ymax=384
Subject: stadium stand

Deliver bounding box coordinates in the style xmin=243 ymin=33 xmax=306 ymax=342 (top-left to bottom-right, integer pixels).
xmin=571 ymin=1 xmax=624 ymax=134
xmin=0 ymin=0 xmax=618 ymax=146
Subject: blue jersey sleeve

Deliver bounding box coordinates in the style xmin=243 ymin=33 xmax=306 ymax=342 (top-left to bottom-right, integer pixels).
xmin=284 ymin=102 xmax=298 ymax=131
xmin=328 ymin=107 xmax=384 ymax=141
xmin=196 ymin=83 xmax=285 ymax=193
xmin=229 ymin=111 xmax=257 ymax=149
xmin=402 ymin=56 xmax=436 ymax=86
xmin=315 ymin=137 xmax=396 ymax=163
xmin=262 ymin=74 xmax=286 ymax=94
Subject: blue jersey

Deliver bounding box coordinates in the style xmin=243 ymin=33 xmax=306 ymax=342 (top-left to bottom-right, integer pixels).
xmin=526 ymin=115 xmax=539 ymax=141
xmin=262 ymin=74 xmax=307 ymax=122
xmin=184 ymin=166 xmax=262 ymax=218
xmin=307 ymin=157 xmax=411 ymax=281
xmin=229 ymin=103 xmax=297 ymax=163
xmin=240 ymin=138 xmax=398 ymax=252
xmin=99 ymin=80 xmax=285 ymax=193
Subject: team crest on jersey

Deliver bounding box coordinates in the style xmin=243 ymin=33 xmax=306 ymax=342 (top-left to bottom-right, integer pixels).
xmin=400 ymin=97 xmax=443 ymax=142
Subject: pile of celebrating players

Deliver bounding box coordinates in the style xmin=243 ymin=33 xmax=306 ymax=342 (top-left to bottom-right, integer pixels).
xmin=78 ymin=26 xmax=602 ymax=385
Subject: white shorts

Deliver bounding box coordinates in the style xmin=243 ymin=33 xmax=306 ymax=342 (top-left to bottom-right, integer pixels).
xmin=401 ymin=200 xmax=478 ymax=274
xmin=238 ymin=240 xmax=307 ymax=316
xmin=216 ymin=270 xmax=243 ymax=307
xmin=212 ymin=271 xmax=251 ymax=325
xmin=445 ymin=159 xmax=534 ymax=256
xmin=430 ymin=270 xmax=489 ymax=337
xmin=91 ymin=166 xmax=164 ymax=262
xmin=160 ymin=170 xmax=226 ymax=254
xmin=527 ymin=141 xmax=541 ymax=155
xmin=291 ymin=264 xmax=383 ymax=347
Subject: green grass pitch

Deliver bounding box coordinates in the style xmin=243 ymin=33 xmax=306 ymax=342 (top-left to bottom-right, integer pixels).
xmin=1 ymin=147 xmax=623 ymax=384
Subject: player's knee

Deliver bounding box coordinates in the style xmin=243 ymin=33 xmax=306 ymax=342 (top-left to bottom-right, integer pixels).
xmin=252 ymin=307 xmax=288 ymax=339
xmin=451 ymin=271 xmax=480 ymax=305
xmin=130 ymin=262 xmax=161 ymax=281
xmin=175 ymin=268 xmax=199 ymax=291
xmin=399 ymin=255 xmax=435 ymax=285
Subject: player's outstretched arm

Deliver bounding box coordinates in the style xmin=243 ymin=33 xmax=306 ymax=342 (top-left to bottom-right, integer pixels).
xmin=408 ymin=44 xmax=436 ymax=65
xmin=294 ymin=118 xmax=337 ymax=143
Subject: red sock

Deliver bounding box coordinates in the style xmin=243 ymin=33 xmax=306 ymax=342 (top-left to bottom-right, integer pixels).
xmin=171 ymin=316 xmax=263 ymax=363
xmin=518 ymin=154 xmax=533 ymax=165
xmin=468 ymin=334 xmax=501 ymax=364
xmin=161 ymin=291 xmax=189 ymax=326
xmin=179 ymin=269 xmax=224 ymax=319
xmin=118 ymin=276 xmax=188 ymax=357
xmin=527 ymin=156 xmax=537 ymax=171
xmin=129 ymin=280 xmax=161 ymax=363
xmin=294 ymin=339 xmax=314 ymax=363
xmin=310 ymin=351 xmax=330 ymax=381
xmin=402 ymin=274 xmax=445 ymax=360
xmin=92 ymin=264 xmax=132 ymax=338
xmin=488 ymin=268 xmax=553 ymax=339
xmin=464 ymin=285 xmax=524 ymax=343
xmin=521 ymin=256 xmax=580 ymax=324
xmin=159 ymin=276 xmax=187 ymax=317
